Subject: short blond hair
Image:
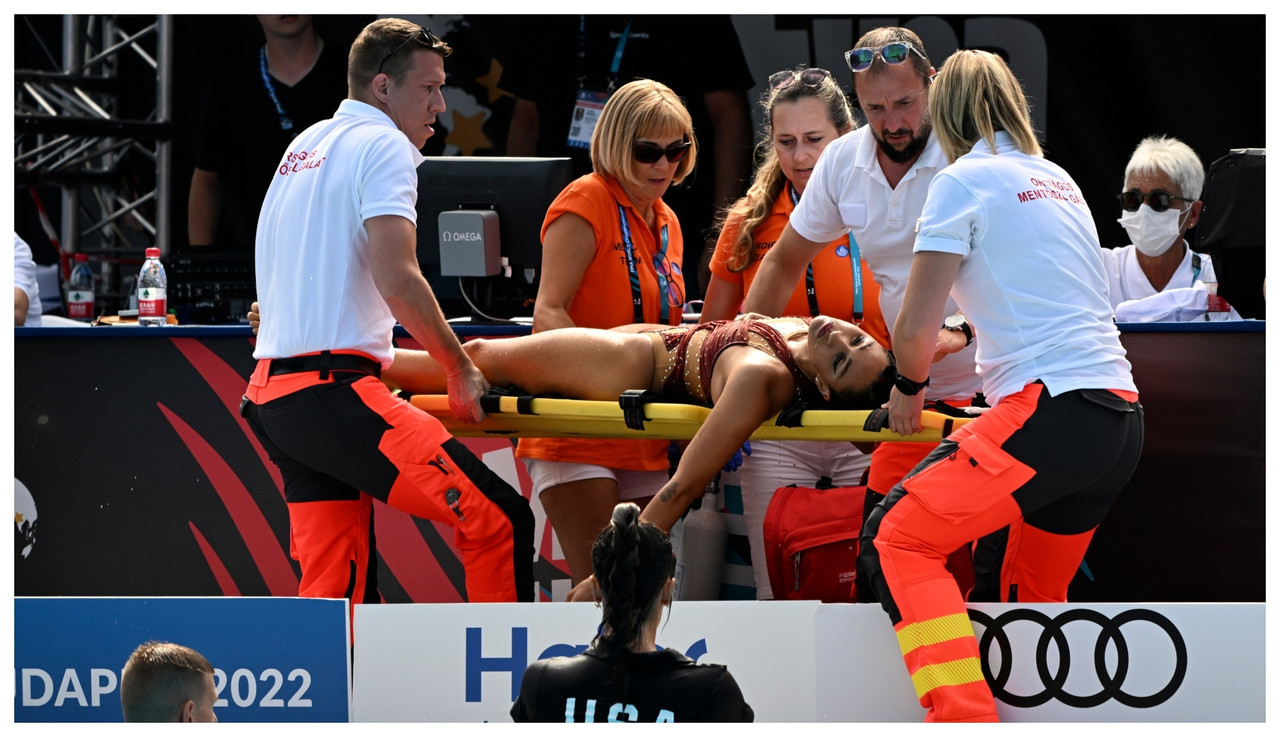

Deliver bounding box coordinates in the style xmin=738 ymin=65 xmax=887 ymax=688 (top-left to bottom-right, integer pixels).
xmin=928 ymin=49 xmax=1042 ymax=164
xmin=590 ymin=79 xmax=697 ymax=194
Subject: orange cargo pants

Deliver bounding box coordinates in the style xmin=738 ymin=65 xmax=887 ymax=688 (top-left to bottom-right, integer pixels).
xmin=860 ymin=382 xmax=1142 ymax=721
xmin=243 ymin=356 xmax=534 ymax=604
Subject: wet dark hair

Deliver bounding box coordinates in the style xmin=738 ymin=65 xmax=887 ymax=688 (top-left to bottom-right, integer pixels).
xmin=590 ymin=503 xmax=676 ymax=694
xmin=826 ymin=353 xmax=897 ymax=409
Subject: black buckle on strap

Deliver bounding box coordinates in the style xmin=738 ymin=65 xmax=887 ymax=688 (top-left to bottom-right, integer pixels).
xmin=862 ymin=408 xmax=890 ymax=433
xmin=268 ymin=351 xmax=381 ymax=379
xmin=619 ymin=389 xmax=658 ymax=431
xmin=481 ymin=386 xmax=543 ymax=415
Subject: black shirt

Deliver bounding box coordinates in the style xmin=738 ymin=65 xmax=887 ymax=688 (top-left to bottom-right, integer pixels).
xmin=510 ymin=645 xmax=754 ymax=723
xmin=499 ymin=15 xmax=755 ymax=248
xmin=193 ymin=42 xmax=348 ymax=250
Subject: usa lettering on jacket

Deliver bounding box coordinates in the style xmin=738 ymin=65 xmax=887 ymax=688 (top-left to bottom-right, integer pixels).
xmin=562 ymin=697 xmax=676 ymax=723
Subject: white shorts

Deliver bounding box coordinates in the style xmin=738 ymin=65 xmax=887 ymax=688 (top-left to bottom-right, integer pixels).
xmin=522 ymin=458 xmax=668 ymax=501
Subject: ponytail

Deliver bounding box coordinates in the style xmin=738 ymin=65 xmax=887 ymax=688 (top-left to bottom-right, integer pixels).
xmin=590 ymin=503 xmax=676 ymax=697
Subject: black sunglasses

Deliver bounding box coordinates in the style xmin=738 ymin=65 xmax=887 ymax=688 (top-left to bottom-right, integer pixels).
xmin=377 ymin=27 xmax=438 ymax=76
xmin=633 ymin=140 xmax=691 ymax=165
xmin=1117 ymin=189 xmax=1191 ymax=213
xmin=768 ymin=68 xmax=833 ymax=91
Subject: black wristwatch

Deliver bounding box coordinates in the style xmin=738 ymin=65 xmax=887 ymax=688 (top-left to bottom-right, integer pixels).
xmin=894 ymin=372 xmax=930 ymax=396
xmin=942 ymin=314 xmax=974 ymax=347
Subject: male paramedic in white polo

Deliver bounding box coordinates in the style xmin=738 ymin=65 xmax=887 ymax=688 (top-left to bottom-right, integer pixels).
xmin=243 ymin=18 xmax=533 ymax=605
xmin=742 ymin=26 xmax=981 ymax=598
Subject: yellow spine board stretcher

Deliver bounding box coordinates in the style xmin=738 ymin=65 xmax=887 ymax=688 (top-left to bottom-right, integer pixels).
xmin=409 ymin=394 xmax=971 ymax=443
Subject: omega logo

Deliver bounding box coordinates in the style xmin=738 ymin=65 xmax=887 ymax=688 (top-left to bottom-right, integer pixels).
xmin=442 ymin=231 xmax=483 ymax=243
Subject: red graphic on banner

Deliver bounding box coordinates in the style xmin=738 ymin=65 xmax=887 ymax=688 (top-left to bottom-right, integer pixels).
xmin=190 ymin=522 xmax=243 ymax=596
xmin=171 ymin=337 xmax=284 ymax=496
xmin=158 ymin=402 xmax=299 ymax=595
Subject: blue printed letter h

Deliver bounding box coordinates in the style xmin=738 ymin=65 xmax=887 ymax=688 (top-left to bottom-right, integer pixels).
xmin=465 ymin=627 xmax=528 ymax=702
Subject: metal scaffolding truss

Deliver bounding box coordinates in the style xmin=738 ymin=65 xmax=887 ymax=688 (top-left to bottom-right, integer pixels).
xmin=14 ymin=15 xmax=173 ymax=257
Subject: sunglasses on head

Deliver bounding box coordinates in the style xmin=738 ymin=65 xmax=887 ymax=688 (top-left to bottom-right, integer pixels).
xmin=844 ymin=42 xmax=926 ymax=73
xmin=1117 ymin=189 xmax=1191 ymax=213
xmin=377 ymin=27 xmax=439 ymax=75
xmin=633 ymin=140 xmax=691 ymax=165
xmin=768 ymin=67 xmax=833 ymax=91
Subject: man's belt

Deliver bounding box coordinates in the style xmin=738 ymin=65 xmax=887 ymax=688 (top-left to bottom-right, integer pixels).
xmin=268 ymin=351 xmax=382 ymax=380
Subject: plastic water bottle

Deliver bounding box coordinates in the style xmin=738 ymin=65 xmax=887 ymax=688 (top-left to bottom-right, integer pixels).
xmin=137 ymin=247 xmax=168 ymax=327
xmin=674 ymin=486 xmax=728 ymax=601
xmin=1203 ymin=279 xmax=1231 ymax=321
xmin=66 ymin=253 xmax=95 ymax=322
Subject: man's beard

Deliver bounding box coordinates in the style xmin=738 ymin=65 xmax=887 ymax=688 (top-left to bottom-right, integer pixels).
xmin=876 ymin=121 xmax=931 ymax=164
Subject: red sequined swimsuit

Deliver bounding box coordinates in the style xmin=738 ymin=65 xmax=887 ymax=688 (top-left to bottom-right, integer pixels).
xmin=644 ymin=318 xmax=814 ymax=405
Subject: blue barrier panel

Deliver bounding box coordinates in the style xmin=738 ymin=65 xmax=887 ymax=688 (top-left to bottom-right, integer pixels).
xmin=15 ymin=597 xmax=350 ymax=723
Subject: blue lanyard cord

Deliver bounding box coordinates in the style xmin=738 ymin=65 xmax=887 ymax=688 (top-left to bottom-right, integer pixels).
xmin=617 ymin=204 xmax=646 ymax=323
xmin=259 ymin=47 xmax=293 ymax=132
xmin=578 ymin=16 xmax=632 ymax=92
xmin=789 ymin=183 xmax=862 ymax=320
xmin=608 ymin=19 xmax=632 ymax=93
xmin=849 ymin=233 xmax=863 ymax=321
xmin=617 ymin=203 xmax=675 ymax=324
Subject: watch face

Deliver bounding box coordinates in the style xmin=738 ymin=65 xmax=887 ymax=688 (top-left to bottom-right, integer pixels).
xmin=945 ymin=315 xmax=965 ymax=329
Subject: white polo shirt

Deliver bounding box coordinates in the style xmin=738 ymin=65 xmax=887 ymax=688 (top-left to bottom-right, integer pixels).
xmin=254 ymin=99 xmax=424 ymax=365
xmin=914 ymin=132 xmax=1136 ymax=405
xmin=1101 ymin=243 xmax=1241 ymax=321
xmin=791 ymin=126 xmax=981 ymax=402
xmin=14 ymin=233 xmax=42 ymax=327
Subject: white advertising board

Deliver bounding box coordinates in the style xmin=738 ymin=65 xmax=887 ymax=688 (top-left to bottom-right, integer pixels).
xmin=351 ymin=601 xmax=1263 ymax=723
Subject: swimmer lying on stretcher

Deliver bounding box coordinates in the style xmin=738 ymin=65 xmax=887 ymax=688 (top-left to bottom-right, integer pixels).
xmin=249 ymin=303 xmax=895 ymax=536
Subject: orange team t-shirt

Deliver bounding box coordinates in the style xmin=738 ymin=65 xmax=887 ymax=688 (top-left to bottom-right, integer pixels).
xmin=517 ymin=172 xmax=685 ymax=472
xmin=710 ymin=185 xmax=889 ymax=348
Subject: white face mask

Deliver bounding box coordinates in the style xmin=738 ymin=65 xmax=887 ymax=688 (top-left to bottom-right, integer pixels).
xmin=1118 ymin=204 xmax=1187 ymax=257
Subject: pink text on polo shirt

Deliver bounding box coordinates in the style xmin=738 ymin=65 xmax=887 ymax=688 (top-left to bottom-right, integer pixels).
xmin=278 ymin=148 xmax=326 ymax=176
xmin=1016 ymin=176 xmax=1082 ymax=205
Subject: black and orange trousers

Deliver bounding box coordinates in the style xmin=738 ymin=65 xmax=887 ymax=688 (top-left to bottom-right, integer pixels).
xmin=243 ymin=355 xmax=534 ymax=605
xmin=861 ymin=382 xmax=1143 ymax=721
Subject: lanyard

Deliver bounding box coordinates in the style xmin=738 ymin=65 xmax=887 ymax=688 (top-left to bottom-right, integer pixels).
xmin=791 ymin=184 xmax=863 ymax=321
xmin=259 ymin=47 xmax=293 ymax=132
xmin=617 ymin=203 xmax=673 ymax=324
xmin=577 ymin=16 xmax=632 ymax=94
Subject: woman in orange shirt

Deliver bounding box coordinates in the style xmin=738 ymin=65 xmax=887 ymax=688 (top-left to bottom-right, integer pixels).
xmin=701 ymin=67 xmax=888 ymax=600
xmin=517 ymin=79 xmax=695 ymax=593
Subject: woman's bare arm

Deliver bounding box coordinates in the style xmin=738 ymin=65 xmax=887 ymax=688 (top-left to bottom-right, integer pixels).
xmin=640 ymin=357 xmax=794 ymax=531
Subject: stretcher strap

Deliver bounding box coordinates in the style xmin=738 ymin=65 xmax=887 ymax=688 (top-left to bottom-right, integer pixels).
xmin=863 ymin=408 xmax=890 ymax=432
xmin=619 ymin=389 xmax=661 ymax=431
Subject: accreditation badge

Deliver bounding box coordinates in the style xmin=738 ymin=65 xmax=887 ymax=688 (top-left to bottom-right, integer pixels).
xmin=567 ymin=89 xmax=609 ymax=149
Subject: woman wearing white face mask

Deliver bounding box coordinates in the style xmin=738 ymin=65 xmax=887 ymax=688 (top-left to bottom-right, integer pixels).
xmin=1101 ymin=135 xmax=1241 ymax=321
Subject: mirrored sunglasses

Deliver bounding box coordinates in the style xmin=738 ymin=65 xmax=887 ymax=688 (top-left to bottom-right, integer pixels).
xmin=844 ymin=42 xmax=926 ymax=73
xmin=633 ymin=140 xmax=691 ymax=165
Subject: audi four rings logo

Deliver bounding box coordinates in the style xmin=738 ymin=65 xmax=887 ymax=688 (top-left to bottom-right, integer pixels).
xmin=968 ymin=608 xmax=1188 ymax=709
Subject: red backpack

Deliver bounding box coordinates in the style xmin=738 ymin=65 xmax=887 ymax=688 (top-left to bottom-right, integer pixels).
xmin=763 ymin=483 xmax=866 ymax=602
